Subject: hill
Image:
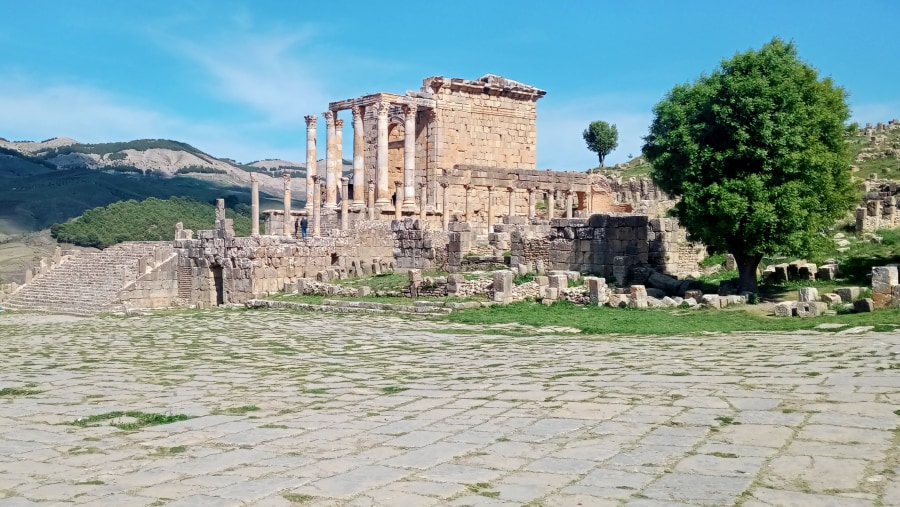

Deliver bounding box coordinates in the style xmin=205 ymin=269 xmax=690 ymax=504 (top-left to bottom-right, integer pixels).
xmin=50 ymin=196 xmax=254 ymax=248
xmin=0 ymin=138 xmax=306 ymax=235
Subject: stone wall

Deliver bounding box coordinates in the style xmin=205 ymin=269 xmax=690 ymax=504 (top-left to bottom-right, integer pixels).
xmin=174 ymin=221 xmax=395 ymax=308
xmin=856 ymin=178 xmax=899 ymax=232
xmin=426 ymin=75 xmax=544 ymax=170
xmin=117 ymin=252 xmax=179 ymax=309
xmin=392 ymin=218 xmax=450 ymax=271
xmin=509 ymin=213 xmax=703 ymax=284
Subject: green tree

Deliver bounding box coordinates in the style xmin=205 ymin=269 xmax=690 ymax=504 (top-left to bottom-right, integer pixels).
xmin=642 ymin=38 xmax=855 ymax=293
xmin=583 ymin=120 xmax=619 ymax=166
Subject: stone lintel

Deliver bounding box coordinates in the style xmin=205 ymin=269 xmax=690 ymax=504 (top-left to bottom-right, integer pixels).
xmin=329 ymin=93 xmax=436 ymax=112
xmin=425 ymin=74 xmax=546 ymax=101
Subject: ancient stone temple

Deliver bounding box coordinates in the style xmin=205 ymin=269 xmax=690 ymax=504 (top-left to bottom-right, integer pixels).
xmin=2 ymin=74 xmax=701 ymax=315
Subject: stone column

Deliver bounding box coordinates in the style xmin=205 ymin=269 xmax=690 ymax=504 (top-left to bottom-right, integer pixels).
xmin=507 ymin=187 xmax=515 ymax=218
xmin=340 ymin=177 xmax=349 ymax=230
xmin=282 ymin=173 xmax=292 ymax=236
xmin=367 ymin=180 xmax=376 ymax=220
xmin=304 ymin=115 xmax=317 ymax=210
xmin=419 ymin=182 xmax=427 ymax=220
xmin=323 ymin=111 xmax=337 ymax=209
xmin=312 ymin=176 xmax=322 ymax=237
xmin=487 ymin=186 xmax=495 ymax=231
xmin=547 ymin=189 xmax=555 ymax=220
xmin=334 ymin=118 xmax=344 ymax=203
xmin=375 ymin=102 xmax=390 ymax=205
xmin=394 ymin=181 xmax=403 ymax=220
xmin=527 ymin=188 xmax=535 ymax=218
xmin=250 ymin=174 xmax=259 ymax=236
xmin=565 ymin=190 xmax=573 ymax=219
xmin=351 ymin=105 xmax=365 ymax=206
xmin=402 ymin=104 xmax=417 ymax=210
xmin=441 ymin=182 xmax=450 ymax=229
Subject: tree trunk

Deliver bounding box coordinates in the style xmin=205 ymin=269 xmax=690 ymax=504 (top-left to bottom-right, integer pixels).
xmin=733 ymin=253 xmax=762 ymax=294
xmin=599 ymin=153 xmax=604 ymax=167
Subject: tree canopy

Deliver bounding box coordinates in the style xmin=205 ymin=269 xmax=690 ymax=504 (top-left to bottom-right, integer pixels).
xmin=50 ymin=196 xmax=254 ymax=248
xmin=583 ymin=121 xmax=619 ymax=166
xmin=641 ymin=38 xmax=855 ymax=292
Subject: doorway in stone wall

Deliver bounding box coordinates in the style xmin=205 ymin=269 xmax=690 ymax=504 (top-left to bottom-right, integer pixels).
xmin=212 ymin=266 xmax=224 ymax=306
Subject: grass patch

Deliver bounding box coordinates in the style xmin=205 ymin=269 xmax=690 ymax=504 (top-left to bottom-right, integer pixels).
xmin=442 ymin=300 xmax=900 ymax=335
xmin=708 ymin=452 xmax=739 ymax=458
xmin=282 ymin=493 xmax=315 ymax=504
xmin=0 ymin=386 xmax=42 ymax=397
xmin=150 ymin=446 xmax=187 ymax=456
xmin=214 ymin=405 xmax=260 ymax=415
xmin=71 ymin=479 xmax=105 ymax=485
xmin=67 ymin=411 xmax=191 ymax=430
xmin=381 ymin=386 xmax=408 ymax=395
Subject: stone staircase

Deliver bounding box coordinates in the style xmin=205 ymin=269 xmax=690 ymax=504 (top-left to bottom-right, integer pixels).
xmin=3 ymin=242 xmax=172 ymax=316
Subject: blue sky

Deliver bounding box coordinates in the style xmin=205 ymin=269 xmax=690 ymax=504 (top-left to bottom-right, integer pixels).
xmin=2 ymin=0 xmax=898 ymax=170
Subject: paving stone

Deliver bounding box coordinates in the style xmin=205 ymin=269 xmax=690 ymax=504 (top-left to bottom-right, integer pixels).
xmin=641 ymin=473 xmax=753 ymax=505
xmin=1 ymin=312 xmax=897 ymax=506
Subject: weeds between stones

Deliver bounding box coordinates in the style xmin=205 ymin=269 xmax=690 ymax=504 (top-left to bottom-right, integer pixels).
xmin=67 ymin=411 xmax=191 ymax=430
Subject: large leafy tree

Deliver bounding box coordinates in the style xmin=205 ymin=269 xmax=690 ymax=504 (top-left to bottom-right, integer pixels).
xmin=583 ymin=120 xmax=619 ymax=166
xmin=642 ymin=38 xmax=855 ymax=293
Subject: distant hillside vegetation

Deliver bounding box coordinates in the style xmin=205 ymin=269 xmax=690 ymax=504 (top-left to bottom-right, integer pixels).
xmin=37 ymin=139 xmax=204 ymax=158
xmin=50 ymin=197 xmax=254 ymax=248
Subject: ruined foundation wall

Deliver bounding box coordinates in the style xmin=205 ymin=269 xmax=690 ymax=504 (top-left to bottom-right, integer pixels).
xmin=856 ymin=180 xmax=900 ymax=232
xmin=392 ymin=218 xmax=450 ymax=271
xmin=117 ymin=253 xmax=179 ymax=309
xmin=509 ymin=213 xmax=703 ymax=284
xmin=174 ymin=221 xmax=395 ymax=307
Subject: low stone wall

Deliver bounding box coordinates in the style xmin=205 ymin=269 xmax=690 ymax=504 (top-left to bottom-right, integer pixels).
xmin=117 ymin=253 xmax=179 ymax=309
xmin=856 ymin=179 xmax=899 ymax=232
xmin=392 ymin=218 xmax=450 ymax=271
xmin=175 ymin=221 xmax=395 ymax=308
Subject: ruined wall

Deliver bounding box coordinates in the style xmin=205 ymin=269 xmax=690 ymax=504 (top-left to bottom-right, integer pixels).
xmin=117 ymin=253 xmax=179 ymax=309
xmin=174 ymin=221 xmax=395 ymax=308
xmin=425 ymin=75 xmax=544 ymax=170
xmin=509 ymin=213 xmax=703 ymax=284
xmin=856 ymin=179 xmax=900 ymax=232
xmin=392 ymin=218 xmax=450 ymax=271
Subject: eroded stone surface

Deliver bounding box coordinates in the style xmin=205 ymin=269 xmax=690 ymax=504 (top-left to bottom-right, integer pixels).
xmin=0 ymin=311 xmax=898 ymax=506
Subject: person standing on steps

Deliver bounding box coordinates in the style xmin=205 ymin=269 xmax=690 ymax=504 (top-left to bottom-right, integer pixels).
xmin=300 ymin=216 xmax=308 ymax=238
xmin=294 ymin=217 xmax=300 ymax=237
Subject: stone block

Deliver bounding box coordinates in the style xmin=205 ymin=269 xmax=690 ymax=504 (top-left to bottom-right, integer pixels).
xmin=358 ymin=286 xmax=372 ymax=297
xmin=684 ymin=290 xmax=702 ymax=300
xmin=798 ymin=287 xmax=819 ymax=302
xmin=544 ymin=287 xmax=559 ymax=301
xmin=492 ymin=270 xmax=514 ymax=304
xmin=774 ymin=301 xmax=796 ymax=317
xmin=821 ymin=293 xmax=842 ymax=305
xmin=835 ymin=287 xmax=860 ymax=302
xmin=586 ymin=277 xmax=608 ymax=306
xmin=700 ymin=294 xmax=722 ymax=309
xmin=872 ymin=266 xmax=899 ymax=293
xmin=535 ymin=276 xmax=549 ymax=287
xmin=872 ymin=292 xmax=893 ymax=309
xmin=607 ymin=293 xmax=629 ymax=308
xmin=660 ymin=296 xmax=678 ymax=307
xmin=548 ymin=274 xmax=568 ymax=290
xmin=816 ymin=264 xmax=837 ymax=281
xmin=850 ymin=297 xmax=875 ymax=313
xmin=795 ymin=301 xmax=827 ymax=318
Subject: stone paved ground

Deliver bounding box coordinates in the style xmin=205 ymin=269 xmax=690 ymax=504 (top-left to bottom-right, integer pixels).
xmin=0 ymin=310 xmax=898 ymax=507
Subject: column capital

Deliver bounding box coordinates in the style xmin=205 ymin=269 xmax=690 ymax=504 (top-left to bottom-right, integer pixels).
xmin=440 ymin=182 xmax=449 ymax=188
xmin=402 ymin=104 xmax=417 ymax=121
xmin=304 ymin=115 xmax=318 ymax=127
xmin=526 ymin=187 xmax=535 ymax=193
xmin=250 ymin=173 xmax=258 ymax=182
xmin=282 ymin=173 xmax=291 ymax=187
xmin=340 ymin=176 xmax=349 ymax=184
xmin=507 ymin=186 xmax=515 ymax=193
xmin=323 ymin=110 xmax=335 ymax=126
xmin=394 ymin=180 xmax=403 ymax=187
xmin=335 ymin=118 xmax=344 ymax=130
xmin=374 ymin=101 xmax=391 ymax=118
xmin=419 ymin=181 xmax=428 ymax=188
xmin=368 ymin=179 xmax=375 ymax=189
xmin=311 ymin=175 xmax=321 ymax=184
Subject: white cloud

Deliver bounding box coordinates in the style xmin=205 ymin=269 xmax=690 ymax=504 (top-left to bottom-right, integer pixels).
xmin=0 ymin=75 xmax=303 ymax=164
xmin=537 ymin=94 xmax=654 ymax=171
xmin=163 ymin=29 xmax=331 ymax=126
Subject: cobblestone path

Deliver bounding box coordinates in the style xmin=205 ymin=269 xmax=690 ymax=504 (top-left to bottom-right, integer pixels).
xmin=1 ymin=310 xmax=898 ymax=506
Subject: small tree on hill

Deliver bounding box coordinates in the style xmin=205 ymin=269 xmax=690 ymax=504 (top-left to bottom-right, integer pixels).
xmin=583 ymin=121 xmax=619 ymax=167
xmin=642 ymin=38 xmax=855 ymax=293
